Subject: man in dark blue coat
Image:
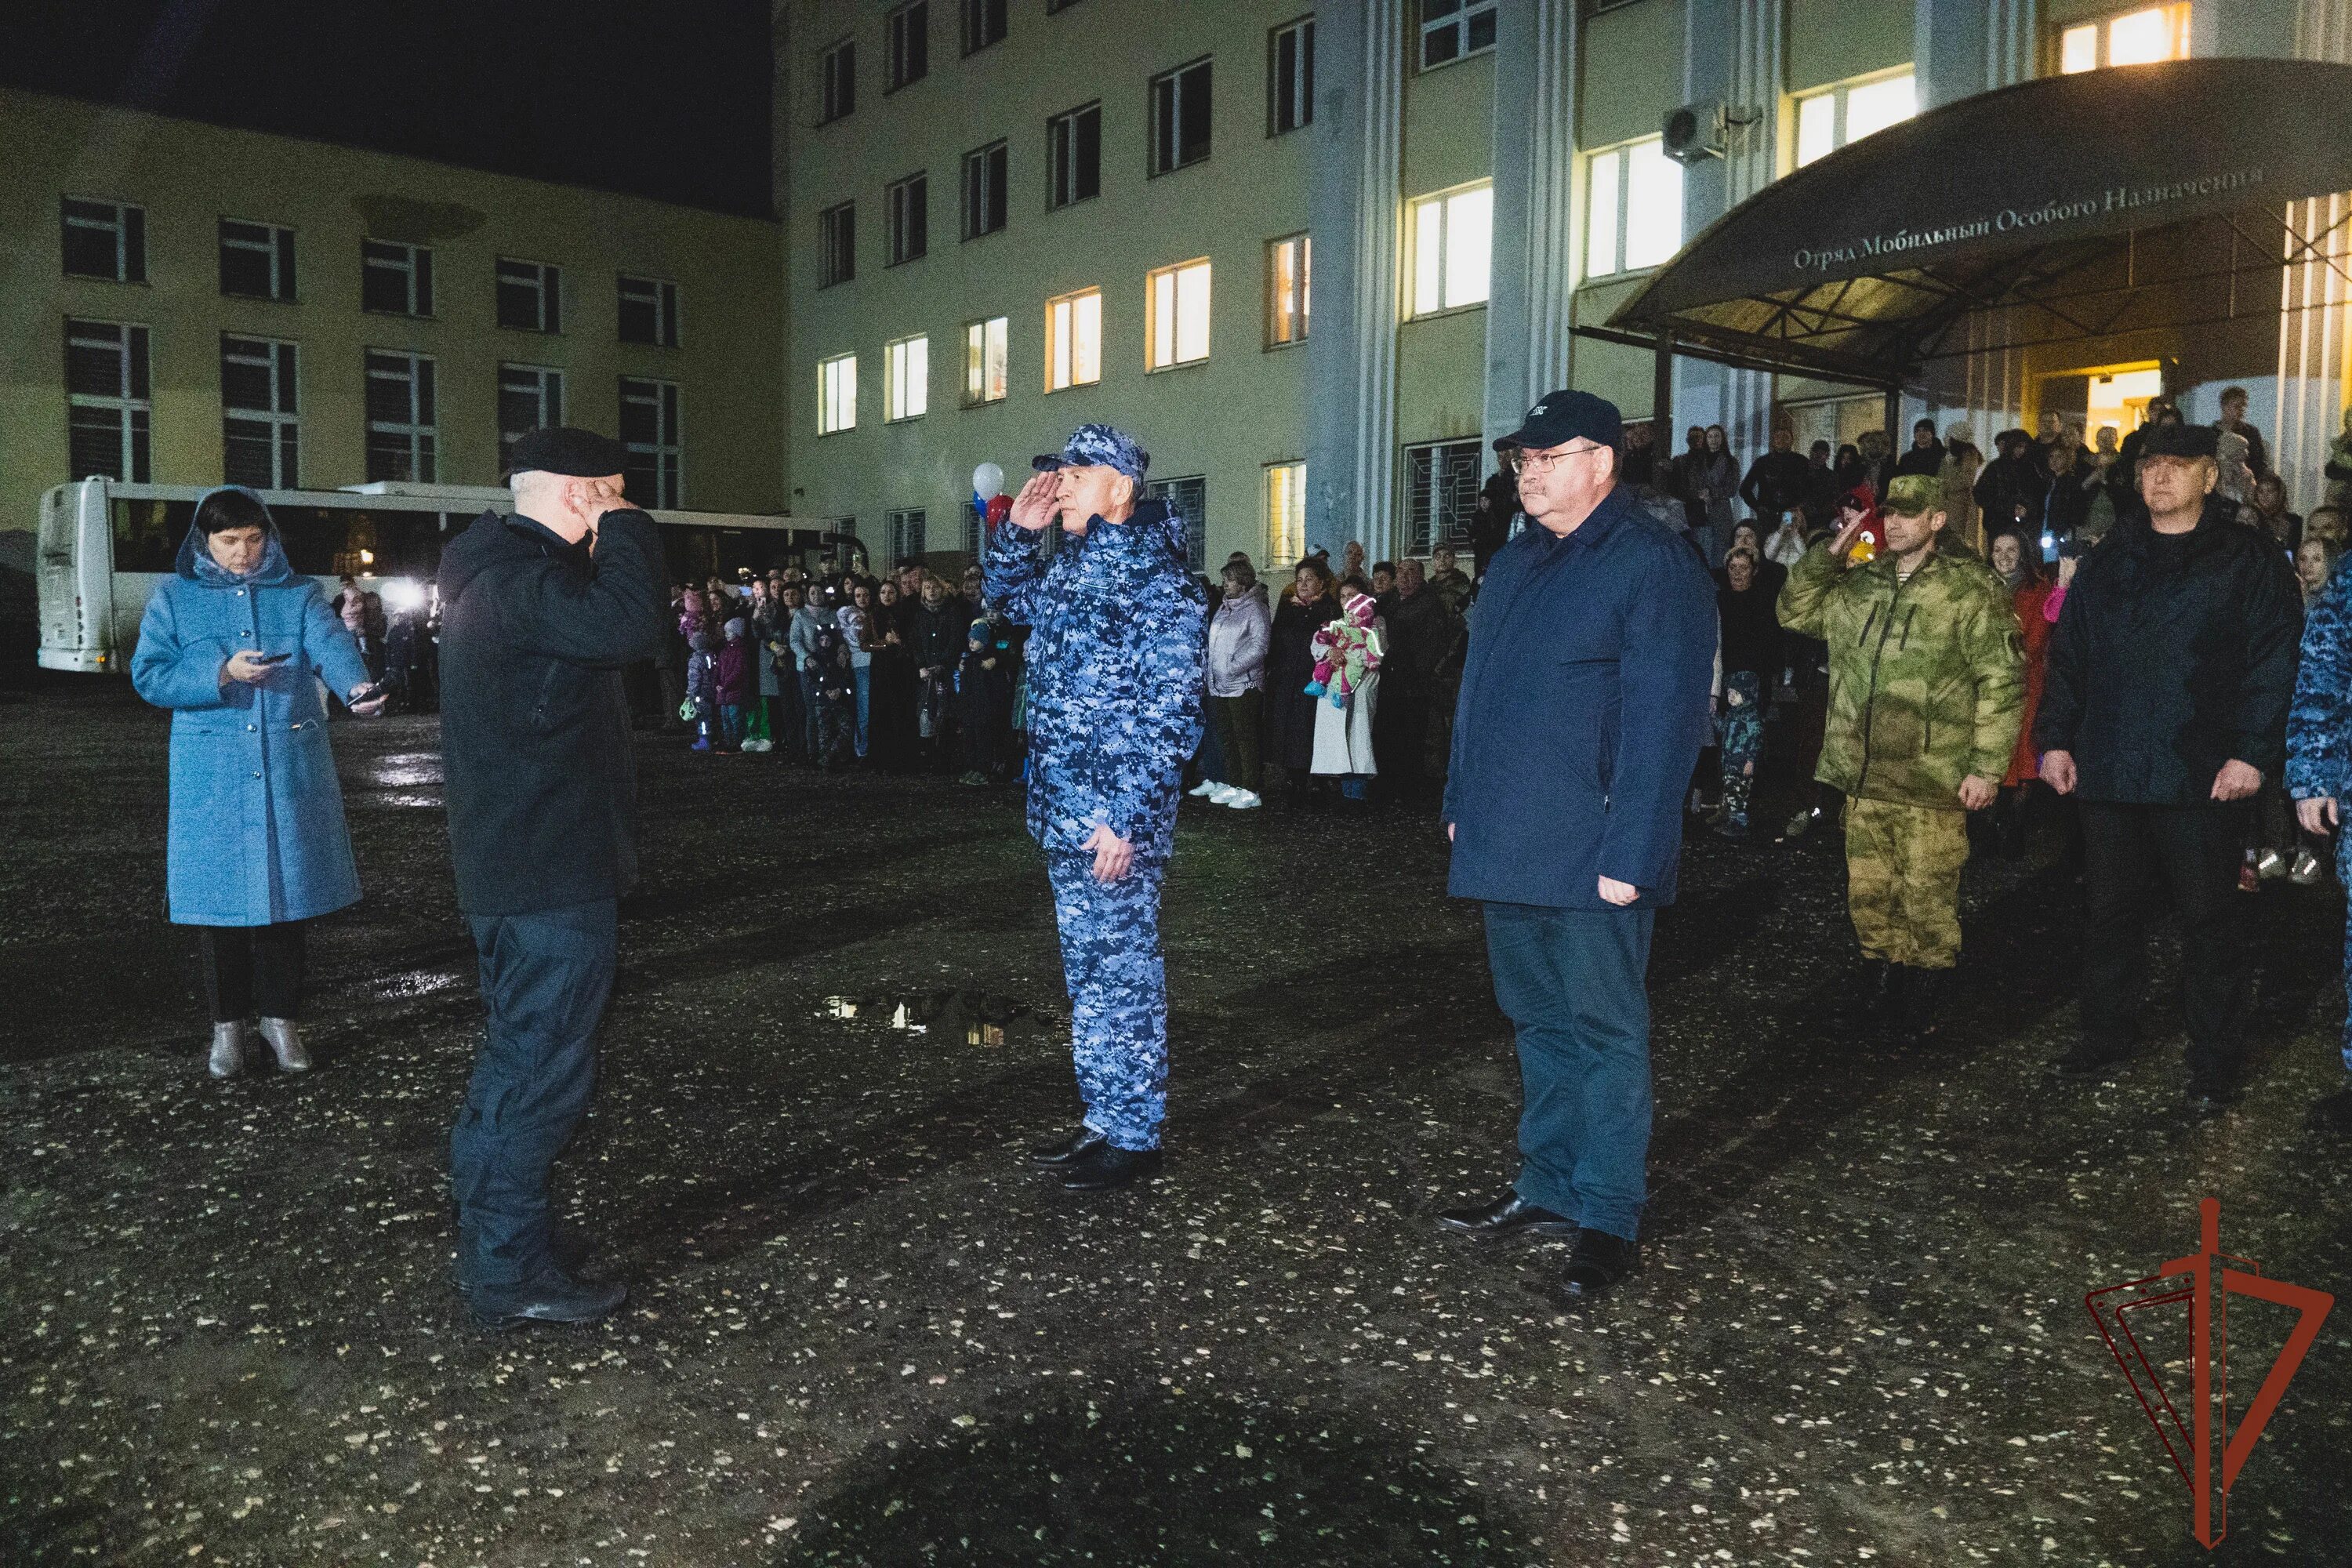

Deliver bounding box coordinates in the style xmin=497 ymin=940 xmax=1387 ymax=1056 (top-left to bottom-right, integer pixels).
xmin=1435 ymin=390 xmax=1717 ymax=1300
xmin=437 ymin=427 xmax=666 ymax=1329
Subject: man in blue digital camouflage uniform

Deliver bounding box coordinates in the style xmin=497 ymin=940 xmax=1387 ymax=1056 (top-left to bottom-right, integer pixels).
xmin=2285 ymin=556 xmax=2352 ymax=1131
xmin=985 ymin=423 xmax=1206 ymax=1191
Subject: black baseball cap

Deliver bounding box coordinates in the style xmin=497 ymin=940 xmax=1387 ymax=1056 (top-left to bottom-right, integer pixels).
xmin=2141 ymin=423 xmax=2220 ymax=460
xmin=1494 ymin=390 xmax=1623 ymax=453
xmin=503 ymin=426 xmax=628 ymax=479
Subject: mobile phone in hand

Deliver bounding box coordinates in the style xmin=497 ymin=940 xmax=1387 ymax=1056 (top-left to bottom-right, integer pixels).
xmin=254 ymin=651 xmax=293 ymax=666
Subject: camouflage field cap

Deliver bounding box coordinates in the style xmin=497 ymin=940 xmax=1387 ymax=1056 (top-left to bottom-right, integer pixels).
xmin=1033 ymin=423 xmax=1150 ymax=483
xmin=1881 ymin=473 xmax=1942 ymax=517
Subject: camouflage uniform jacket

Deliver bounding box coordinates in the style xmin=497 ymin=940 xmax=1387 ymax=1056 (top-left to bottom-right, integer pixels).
xmin=1777 ymin=539 xmax=2024 ymax=811
xmin=983 ymin=500 xmax=1207 ymax=863
xmin=2288 ymin=561 xmax=2352 ymax=802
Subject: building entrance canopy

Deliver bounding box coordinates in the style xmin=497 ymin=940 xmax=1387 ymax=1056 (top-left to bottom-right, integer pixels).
xmin=1602 ymin=58 xmax=2352 ymax=390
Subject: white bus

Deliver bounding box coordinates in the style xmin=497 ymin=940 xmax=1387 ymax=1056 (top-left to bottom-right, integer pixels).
xmin=36 ymin=478 xmax=840 ymax=673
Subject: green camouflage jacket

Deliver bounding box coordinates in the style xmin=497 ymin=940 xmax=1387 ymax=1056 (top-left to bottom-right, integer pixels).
xmin=1777 ymin=539 xmax=2024 ymax=810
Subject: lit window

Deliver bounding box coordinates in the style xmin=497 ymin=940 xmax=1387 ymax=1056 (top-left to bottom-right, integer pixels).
xmin=965 ymin=316 xmax=1008 ymax=405
xmin=885 ymin=335 xmax=930 ymax=421
xmin=1267 ymin=234 xmax=1309 ymax=347
xmin=1419 ymin=0 xmax=1497 ymax=71
xmin=1045 ymin=286 xmax=1102 ymax=391
xmin=219 ymin=220 xmax=296 ymax=302
xmin=1266 ymin=461 xmax=1306 ymax=565
xmin=619 ymin=376 xmax=682 ymax=508
xmin=1408 ymin=183 xmax=1492 ymax=318
xmin=498 ymin=364 xmax=564 ymax=472
xmin=818 ymin=352 xmax=858 ymax=434
xmin=1791 ymin=70 xmax=1917 ymax=169
xmin=61 ymin=198 xmax=144 ymax=283
xmin=65 ymin=319 xmax=151 ymax=481
xmin=2058 ymin=5 xmax=2191 ymax=73
xmin=1147 ymin=258 xmax=1211 ymax=369
xmin=364 ymin=350 xmax=437 ymax=483
xmin=1584 ymin=137 xmax=1684 ymax=279
xmin=221 ymin=336 xmax=299 ymax=489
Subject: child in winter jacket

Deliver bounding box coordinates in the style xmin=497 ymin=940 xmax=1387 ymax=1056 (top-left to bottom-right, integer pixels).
xmin=1308 ymin=587 xmax=1385 ymax=799
xmin=685 ymin=630 xmax=720 ymax=752
xmin=714 ymin=617 xmax=754 ymax=751
xmin=810 ymin=619 xmax=854 ymax=768
xmin=956 ymin=616 xmax=1011 ymax=784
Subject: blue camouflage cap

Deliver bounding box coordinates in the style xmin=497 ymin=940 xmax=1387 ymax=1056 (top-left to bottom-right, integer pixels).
xmin=1033 ymin=423 xmax=1150 ymax=483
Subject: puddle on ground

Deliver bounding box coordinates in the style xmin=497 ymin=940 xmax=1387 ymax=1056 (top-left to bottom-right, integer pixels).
xmin=822 ymin=988 xmax=1040 ymax=1047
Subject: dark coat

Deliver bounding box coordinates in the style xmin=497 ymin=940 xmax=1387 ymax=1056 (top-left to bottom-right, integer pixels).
xmin=437 ymin=509 xmax=666 ymax=915
xmin=1894 ymin=441 xmax=1946 ymax=480
xmin=1265 ymin=593 xmax=1340 ymax=771
xmin=1738 ymin=449 xmax=1811 ymax=517
xmin=1444 ymin=485 xmax=1718 ymax=909
xmin=1716 ymin=580 xmax=1782 ymax=679
xmin=2035 ymin=497 xmax=2303 ymax=805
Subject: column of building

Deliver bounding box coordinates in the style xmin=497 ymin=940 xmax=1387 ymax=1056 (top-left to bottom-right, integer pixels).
xmin=1482 ymin=0 xmax=1580 ymax=449
xmin=1675 ymin=0 xmax=1784 ymax=459
xmin=2271 ymin=0 xmax=2352 ymax=509
xmin=1301 ymin=0 xmax=1405 ymax=560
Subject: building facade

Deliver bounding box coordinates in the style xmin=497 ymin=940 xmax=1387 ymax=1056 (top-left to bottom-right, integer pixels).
xmin=774 ymin=0 xmax=2350 ymax=575
xmin=0 ymin=87 xmax=788 ymax=554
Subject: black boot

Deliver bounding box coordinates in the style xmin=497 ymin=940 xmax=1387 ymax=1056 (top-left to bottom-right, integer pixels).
xmin=1853 ymin=960 xmax=1904 ymax=1025
xmin=1556 ymin=1229 xmax=1641 ymax=1301
xmin=1058 ymin=1141 xmax=1163 ymax=1191
xmin=1903 ymin=966 xmax=1946 ymax=1037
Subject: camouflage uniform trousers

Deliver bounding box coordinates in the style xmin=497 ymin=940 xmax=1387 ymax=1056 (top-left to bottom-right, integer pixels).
xmin=1842 ymin=797 xmax=1972 ymax=969
xmin=1046 ymin=850 xmax=1169 ymax=1151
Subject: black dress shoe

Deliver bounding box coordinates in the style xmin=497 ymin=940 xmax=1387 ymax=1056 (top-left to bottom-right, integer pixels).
xmin=1434 ymin=1192 xmax=1577 ymax=1244
xmin=468 ymin=1270 xmax=627 ymax=1332
xmin=1029 ymin=1127 xmax=1107 ymax=1167
xmin=1559 ymin=1229 xmax=1641 ymax=1299
xmin=1058 ymin=1141 xmax=1162 ymax=1191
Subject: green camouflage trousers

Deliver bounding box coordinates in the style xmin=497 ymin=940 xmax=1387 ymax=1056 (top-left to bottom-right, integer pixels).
xmin=1843 ymin=797 xmax=1971 ymax=970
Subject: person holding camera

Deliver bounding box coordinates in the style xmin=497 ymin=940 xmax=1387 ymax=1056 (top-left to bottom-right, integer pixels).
xmin=131 ymin=485 xmax=385 ymax=1080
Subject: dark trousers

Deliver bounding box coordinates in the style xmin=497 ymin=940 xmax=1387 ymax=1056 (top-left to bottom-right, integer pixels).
xmin=1209 ymin=690 xmax=1263 ymax=791
xmin=2078 ymin=801 xmax=2246 ymax=1076
xmin=450 ymin=899 xmax=617 ymax=1290
xmin=1483 ymin=902 xmax=1656 ymax=1240
xmin=798 ymin=669 xmax=825 ymax=757
xmin=198 ymin=921 xmax=307 ymax=1022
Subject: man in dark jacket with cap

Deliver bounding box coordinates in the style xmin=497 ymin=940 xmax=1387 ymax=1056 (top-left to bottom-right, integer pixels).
xmin=1433 ymin=390 xmax=1716 ymax=1301
xmin=437 ymin=426 xmax=666 ymax=1327
xmin=2037 ymin=421 xmax=2302 ymax=1113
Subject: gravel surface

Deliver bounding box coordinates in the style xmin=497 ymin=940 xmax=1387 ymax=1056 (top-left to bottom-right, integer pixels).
xmin=2 ymin=684 xmax=2347 ymax=1565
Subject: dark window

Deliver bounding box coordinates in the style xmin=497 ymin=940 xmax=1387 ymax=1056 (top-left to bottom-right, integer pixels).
xmin=961 ymin=0 xmax=1006 ymax=54
xmin=961 ymin=141 xmax=1009 ymax=240
xmin=496 ymin=259 xmax=561 ymax=333
xmin=221 ymin=336 xmax=299 ymax=489
xmin=62 ymin=198 xmax=145 ymax=284
xmin=887 ymin=173 xmax=929 ymax=266
xmin=887 ymin=1 xmax=930 ymax=91
xmin=1145 ymin=476 xmax=1207 ymax=572
xmin=819 ymin=201 xmax=856 ymax=288
xmin=618 ymin=274 xmax=681 ymax=347
xmin=1419 ymin=0 xmax=1497 ymax=71
xmin=1150 ymin=58 xmax=1213 ymax=175
xmin=887 ymin=508 xmax=927 ymax=560
xmin=361 ymin=240 xmax=433 ymax=316
xmin=620 ymin=378 xmax=683 ymax=508
xmin=820 ymin=37 xmax=856 ymax=122
xmin=1269 ymin=17 xmax=1315 ymax=135
xmin=1404 ymin=438 xmax=1481 ymax=553
xmin=365 ymin=350 xmax=437 ymax=483
xmin=219 ymin=219 xmax=297 ymax=301
xmin=1047 ymin=102 xmax=1102 ymax=209
xmin=64 ymin=319 xmax=151 ymax=481
xmin=498 ymin=365 xmax=564 ymax=472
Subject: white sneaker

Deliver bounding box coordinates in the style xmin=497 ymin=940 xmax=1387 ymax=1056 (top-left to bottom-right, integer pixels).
xmin=1222 ymin=789 xmax=1262 ymax=810
xmin=1207 ymin=784 xmax=1242 ymax=804
xmin=1188 ymin=780 xmax=1221 ymax=798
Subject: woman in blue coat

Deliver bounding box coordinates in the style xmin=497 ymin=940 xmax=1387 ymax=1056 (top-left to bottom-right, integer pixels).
xmin=131 ymin=487 xmax=383 ymax=1079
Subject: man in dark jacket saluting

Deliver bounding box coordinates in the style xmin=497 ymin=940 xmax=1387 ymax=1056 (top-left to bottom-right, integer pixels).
xmin=1434 ymin=390 xmax=1716 ymax=1300
xmin=437 ymin=427 xmax=666 ymax=1327
xmin=2037 ymin=422 xmax=2301 ymax=1114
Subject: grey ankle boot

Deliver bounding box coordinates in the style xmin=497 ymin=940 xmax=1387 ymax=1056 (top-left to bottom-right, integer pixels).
xmin=209 ymin=1022 xmax=248 ymax=1079
xmin=257 ymin=1017 xmax=310 ymax=1073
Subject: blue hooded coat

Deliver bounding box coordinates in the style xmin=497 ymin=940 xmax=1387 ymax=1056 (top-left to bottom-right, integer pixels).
xmin=130 ymin=488 xmax=373 ymax=926
xmin=983 ymin=500 xmax=1206 ymax=863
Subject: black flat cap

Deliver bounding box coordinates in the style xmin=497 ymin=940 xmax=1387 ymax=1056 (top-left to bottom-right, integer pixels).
xmin=2141 ymin=423 xmax=2219 ymax=459
xmin=504 ymin=426 xmax=628 ymax=479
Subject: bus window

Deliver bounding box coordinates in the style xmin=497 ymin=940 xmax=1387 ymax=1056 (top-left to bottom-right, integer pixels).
xmin=111 ymin=499 xmax=194 ymax=572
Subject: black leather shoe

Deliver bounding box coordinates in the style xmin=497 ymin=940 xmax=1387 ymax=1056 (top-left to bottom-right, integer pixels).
xmin=469 ymin=1270 xmax=626 ymax=1332
xmin=1058 ymin=1142 xmax=1162 ymax=1191
xmin=1559 ymin=1229 xmax=1641 ymax=1299
xmin=1029 ymin=1127 xmax=1107 ymax=1167
xmin=1435 ymin=1192 xmax=1577 ymax=1243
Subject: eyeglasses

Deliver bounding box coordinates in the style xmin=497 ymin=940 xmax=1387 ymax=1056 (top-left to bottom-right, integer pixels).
xmin=1512 ymin=442 xmax=1609 ymax=476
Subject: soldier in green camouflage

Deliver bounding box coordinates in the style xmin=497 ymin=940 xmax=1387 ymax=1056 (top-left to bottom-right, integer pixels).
xmin=1777 ymin=471 xmax=2024 ymax=1033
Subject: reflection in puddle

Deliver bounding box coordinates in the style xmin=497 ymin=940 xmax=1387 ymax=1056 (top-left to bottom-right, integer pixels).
xmin=822 ymin=989 xmax=1028 ymax=1047
xmin=367 ymin=967 xmax=464 ymax=1002
xmin=363 ymin=753 xmax=445 ymax=789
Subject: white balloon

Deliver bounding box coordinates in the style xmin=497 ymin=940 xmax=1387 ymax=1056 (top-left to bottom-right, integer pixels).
xmin=971 ymin=462 xmax=1005 ymax=500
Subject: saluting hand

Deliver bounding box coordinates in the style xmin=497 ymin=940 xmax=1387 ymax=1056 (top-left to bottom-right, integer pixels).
xmin=1008 ymin=473 xmax=1059 ymax=533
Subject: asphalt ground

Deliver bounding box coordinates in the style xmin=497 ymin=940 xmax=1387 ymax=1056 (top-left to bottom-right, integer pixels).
xmin=2 ymin=682 xmax=2347 ymax=1566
